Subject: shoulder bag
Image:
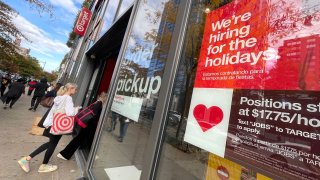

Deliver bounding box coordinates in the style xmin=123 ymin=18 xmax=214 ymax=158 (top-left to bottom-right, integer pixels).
xmin=40 ymin=96 xmax=54 ymax=108
xmin=75 ymin=102 xmax=96 ymax=128
xmin=50 ymin=97 xmax=75 ymax=135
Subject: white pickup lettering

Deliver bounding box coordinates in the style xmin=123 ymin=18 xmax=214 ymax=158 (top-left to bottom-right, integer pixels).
xmin=117 ymin=74 xmax=161 ymax=98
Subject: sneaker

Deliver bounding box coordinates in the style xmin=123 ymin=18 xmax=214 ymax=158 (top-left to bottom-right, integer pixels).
xmin=32 ymin=109 xmax=36 ymax=112
xmin=28 ymin=107 xmax=33 ymax=110
xmin=118 ymin=137 xmax=123 ymax=142
xmin=38 ymin=164 xmax=58 ymax=173
xmin=18 ymin=157 xmax=30 ymax=173
xmin=57 ymin=153 xmax=67 ymax=161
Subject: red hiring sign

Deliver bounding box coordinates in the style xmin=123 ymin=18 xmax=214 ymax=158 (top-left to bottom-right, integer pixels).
xmin=74 ymin=7 xmax=92 ymax=36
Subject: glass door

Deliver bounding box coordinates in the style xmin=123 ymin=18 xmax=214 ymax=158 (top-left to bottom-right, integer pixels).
xmin=88 ymin=0 xmax=183 ymax=179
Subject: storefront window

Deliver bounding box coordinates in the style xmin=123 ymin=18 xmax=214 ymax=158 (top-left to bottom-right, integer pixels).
xmin=97 ymin=0 xmax=120 ymax=39
xmin=156 ymin=0 xmax=320 ymax=179
xmin=116 ymin=0 xmax=134 ymax=20
xmin=90 ymin=0 xmax=181 ymax=179
xmin=87 ymin=0 xmax=108 ymax=48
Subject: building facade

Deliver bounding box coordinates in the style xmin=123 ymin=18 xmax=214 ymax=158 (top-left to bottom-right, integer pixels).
xmin=64 ymin=0 xmax=320 ymax=179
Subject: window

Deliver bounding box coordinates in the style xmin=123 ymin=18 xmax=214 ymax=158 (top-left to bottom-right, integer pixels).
xmin=116 ymin=0 xmax=134 ymax=20
xmin=89 ymin=0 xmax=181 ymax=179
xmin=156 ymin=0 xmax=320 ymax=179
xmin=97 ymin=0 xmax=120 ymax=39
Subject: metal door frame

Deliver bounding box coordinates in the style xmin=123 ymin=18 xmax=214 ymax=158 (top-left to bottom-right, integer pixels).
xmin=85 ymin=0 xmax=192 ymax=179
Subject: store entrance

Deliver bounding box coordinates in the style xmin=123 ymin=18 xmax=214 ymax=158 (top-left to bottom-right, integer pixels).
xmin=79 ymin=7 xmax=132 ymax=159
xmin=79 ymin=56 xmax=117 ymax=158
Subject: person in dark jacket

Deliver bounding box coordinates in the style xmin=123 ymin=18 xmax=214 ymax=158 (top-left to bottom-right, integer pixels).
xmin=56 ymin=92 xmax=107 ymax=160
xmin=1 ymin=76 xmax=11 ymax=97
xmin=44 ymin=83 xmax=62 ymax=98
xmin=28 ymin=78 xmax=49 ymax=112
xmin=3 ymin=78 xmax=25 ymax=109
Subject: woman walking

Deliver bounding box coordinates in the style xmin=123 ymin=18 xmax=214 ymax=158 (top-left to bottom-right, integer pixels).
xmin=3 ymin=78 xmax=25 ymax=109
xmin=18 ymin=83 xmax=80 ymax=173
xmin=57 ymin=92 xmax=107 ymax=160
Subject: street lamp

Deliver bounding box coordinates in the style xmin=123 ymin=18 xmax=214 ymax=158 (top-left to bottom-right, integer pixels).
xmin=38 ymin=60 xmax=46 ymax=70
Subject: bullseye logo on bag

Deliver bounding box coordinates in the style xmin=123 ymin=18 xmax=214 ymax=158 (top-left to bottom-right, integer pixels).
xmin=51 ymin=113 xmax=74 ymax=135
xmin=184 ymin=88 xmax=233 ymax=157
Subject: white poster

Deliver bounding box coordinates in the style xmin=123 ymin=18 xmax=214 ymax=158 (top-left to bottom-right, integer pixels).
xmin=105 ymin=166 xmax=141 ymax=180
xmin=111 ymin=94 xmax=143 ymax=122
xmin=184 ymin=88 xmax=233 ymax=157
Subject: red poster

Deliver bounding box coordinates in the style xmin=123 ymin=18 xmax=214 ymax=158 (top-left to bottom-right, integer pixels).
xmin=195 ymin=0 xmax=320 ymax=91
xmin=184 ymin=0 xmax=320 ymax=179
xmin=74 ymin=7 xmax=92 ymax=36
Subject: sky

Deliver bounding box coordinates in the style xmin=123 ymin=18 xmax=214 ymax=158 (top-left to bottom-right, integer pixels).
xmin=4 ymin=0 xmax=84 ymax=72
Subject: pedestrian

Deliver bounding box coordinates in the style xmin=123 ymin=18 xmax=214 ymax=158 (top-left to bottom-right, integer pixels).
xmin=27 ymin=79 xmax=37 ymax=96
xmin=109 ymin=112 xmax=131 ymax=142
xmin=57 ymin=92 xmax=107 ymax=160
xmin=28 ymin=78 xmax=49 ymax=112
xmin=3 ymin=78 xmax=25 ymax=109
xmin=0 ymin=75 xmax=11 ymax=96
xmin=18 ymin=83 xmax=81 ymax=173
xmin=47 ymin=83 xmax=55 ymax=92
xmin=40 ymin=82 xmax=63 ymax=115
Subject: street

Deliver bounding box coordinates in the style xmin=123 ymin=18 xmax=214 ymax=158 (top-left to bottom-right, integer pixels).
xmin=0 ymin=90 xmax=80 ymax=180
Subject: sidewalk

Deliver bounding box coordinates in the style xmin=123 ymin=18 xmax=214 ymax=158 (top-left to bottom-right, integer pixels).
xmin=0 ymin=92 xmax=81 ymax=180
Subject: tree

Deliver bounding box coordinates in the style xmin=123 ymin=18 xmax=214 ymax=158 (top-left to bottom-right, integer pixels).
xmin=0 ymin=1 xmax=25 ymax=68
xmin=43 ymin=71 xmax=58 ymax=82
xmin=23 ymin=0 xmax=53 ymax=17
xmin=17 ymin=56 xmax=43 ymax=78
xmin=0 ymin=0 xmax=54 ymax=73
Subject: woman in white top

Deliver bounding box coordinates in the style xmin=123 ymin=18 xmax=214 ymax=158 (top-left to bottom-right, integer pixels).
xmin=18 ymin=83 xmax=81 ymax=173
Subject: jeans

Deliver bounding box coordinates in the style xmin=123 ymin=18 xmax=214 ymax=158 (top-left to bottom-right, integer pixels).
xmin=31 ymin=96 xmax=42 ymax=110
xmin=29 ymin=133 xmax=62 ymax=164
xmin=110 ymin=112 xmax=129 ymax=139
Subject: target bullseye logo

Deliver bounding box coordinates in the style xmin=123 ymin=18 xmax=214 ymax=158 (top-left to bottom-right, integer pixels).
xmin=52 ymin=113 xmax=74 ymax=133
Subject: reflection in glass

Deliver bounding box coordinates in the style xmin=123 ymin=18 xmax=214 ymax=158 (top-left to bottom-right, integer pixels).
xmin=90 ymin=0 xmax=181 ymax=179
xmin=97 ymin=0 xmax=120 ymax=39
xmin=157 ymin=0 xmax=320 ymax=180
xmin=156 ymin=1 xmax=233 ymax=179
xmin=86 ymin=0 xmax=109 ymax=48
xmin=117 ymin=0 xmax=134 ymax=19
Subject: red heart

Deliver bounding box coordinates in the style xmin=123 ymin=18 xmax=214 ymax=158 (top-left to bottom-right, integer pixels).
xmin=193 ymin=104 xmax=224 ymax=132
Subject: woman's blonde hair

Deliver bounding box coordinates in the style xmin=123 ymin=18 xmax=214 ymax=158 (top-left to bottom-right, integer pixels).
xmin=57 ymin=83 xmax=78 ymax=96
xmin=98 ymin=92 xmax=108 ymax=104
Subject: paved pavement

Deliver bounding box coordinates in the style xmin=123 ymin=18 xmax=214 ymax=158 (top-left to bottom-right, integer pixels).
xmin=0 ymin=91 xmax=81 ymax=180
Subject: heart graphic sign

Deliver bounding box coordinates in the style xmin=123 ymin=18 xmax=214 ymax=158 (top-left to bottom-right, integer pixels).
xmin=193 ymin=104 xmax=224 ymax=132
xmin=184 ymin=88 xmax=233 ymax=157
